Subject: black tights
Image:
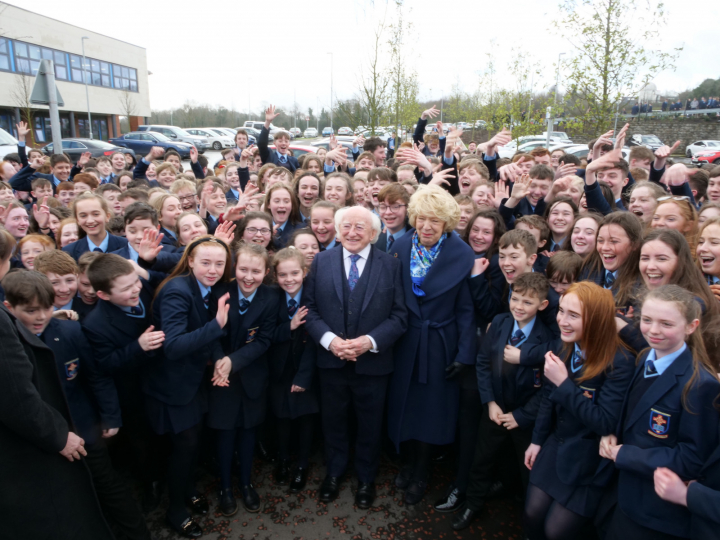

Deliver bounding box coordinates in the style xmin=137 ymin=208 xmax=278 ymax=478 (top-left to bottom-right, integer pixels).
xmin=523 ymin=484 xmax=588 ymax=540
xmin=216 ymin=427 xmax=256 ymax=490
xmin=276 ymin=415 xmax=314 ymax=467
xmin=167 ymin=423 xmax=203 ymax=523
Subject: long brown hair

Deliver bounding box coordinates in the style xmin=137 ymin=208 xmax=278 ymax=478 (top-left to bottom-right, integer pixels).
xmin=581 ymin=211 xmax=643 ymax=308
xmin=154 ymin=235 xmax=232 ymax=299
xmin=562 ymin=282 xmax=624 ymax=382
xmin=640 ymin=285 xmax=718 ymax=411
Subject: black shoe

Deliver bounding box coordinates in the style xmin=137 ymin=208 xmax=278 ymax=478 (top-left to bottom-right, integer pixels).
xmin=355 ymin=481 xmax=376 ymax=509
xmin=394 ymin=466 xmax=413 ymax=490
xmin=452 ymin=507 xmax=478 ymax=531
xmin=404 ymin=480 xmax=427 ymax=505
xmin=240 ymin=484 xmax=260 ymax=512
xmin=275 ymin=459 xmax=290 ymax=485
xmin=257 ymin=441 xmax=276 ymax=463
xmin=185 ymin=494 xmax=209 ymax=515
xmin=141 ymin=481 xmax=162 ymax=513
xmin=319 ymin=475 xmax=341 ymax=503
xmin=434 ymin=485 xmax=465 ymax=513
xmin=218 ymin=489 xmax=237 ymax=517
xmin=289 ymin=466 xmax=308 ymax=493
xmin=166 ymin=516 xmax=202 ymax=538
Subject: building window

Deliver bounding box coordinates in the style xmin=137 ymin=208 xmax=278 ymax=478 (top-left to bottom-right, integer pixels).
xmin=12 ymin=41 xmax=68 ymax=80
xmin=113 ymin=64 xmax=138 ymax=92
xmin=0 ymin=38 xmax=10 ymax=72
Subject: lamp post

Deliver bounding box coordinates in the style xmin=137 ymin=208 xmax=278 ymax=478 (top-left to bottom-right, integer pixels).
xmin=81 ymin=37 xmax=93 ymax=139
xmin=546 ymin=52 xmax=565 ymax=148
xmin=327 ymin=53 xmax=333 ymax=130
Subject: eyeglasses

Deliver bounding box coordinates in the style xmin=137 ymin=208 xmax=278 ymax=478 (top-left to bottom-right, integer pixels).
xmin=178 ymin=195 xmax=196 ymax=202
xmin=340 ymin=223 xmax=367 ymax=232
xmin=246 ymin=227 xmax=271 ymax=235
xmin=378 ymin=204 xmax=407 ymax=212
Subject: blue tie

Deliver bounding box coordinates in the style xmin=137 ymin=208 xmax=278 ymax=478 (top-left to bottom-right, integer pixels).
xmin=202 ymin=292 xmax=210 ymax=308
xmin=571 ymin=350 xmax=583 ymax=372
xmin=130 ymin=305 xmax=142 ymax=316
xmin=551 ymin=242 xmax=561 ymax=252
xmin=239 ymin=298 xmax=250 ymax=313
xmin=279 ymin=154 xmax=287 ymax=164
xmin=604 ymin=271 xmax=615 ymax=289
xmin=707 ymin=274 xmax=716 ymax=286
xmin=288 ymin=298 xmax=298 ymax=316
xmin=348 ymin=254 xmax=361 ymax=291
xmin=93 ymin=247 xmax=103 ymax=253
xmin=509 ymin=329 xmax=524 ymax=346
xmin=386 ymin=234 xmax=394 ymax=253
xmin=645 ymin=358 xmax=658 ymax=378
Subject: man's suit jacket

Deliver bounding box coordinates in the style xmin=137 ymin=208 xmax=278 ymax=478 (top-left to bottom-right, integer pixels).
xmin=258 ymin=126 xmax=299 ymax=173
xmin=302 ymin=244 xmax=408 ymax=375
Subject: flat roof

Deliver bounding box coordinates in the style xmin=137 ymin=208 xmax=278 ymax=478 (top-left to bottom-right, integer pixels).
xmin=0 ymin=1 xmax=146 ymax=49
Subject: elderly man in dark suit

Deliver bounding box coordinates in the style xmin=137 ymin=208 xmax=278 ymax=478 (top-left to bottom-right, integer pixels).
xmin=302 ymin=205 xmax=407 ymax=509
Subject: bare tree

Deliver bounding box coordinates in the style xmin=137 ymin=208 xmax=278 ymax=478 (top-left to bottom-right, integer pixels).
xmin=117 ymin=89 xmax=137 ymax=134
xmin=354 ymin=18 xmax=391 ymax=134
xmin=11 ymin=73 xmax=36 ymax=145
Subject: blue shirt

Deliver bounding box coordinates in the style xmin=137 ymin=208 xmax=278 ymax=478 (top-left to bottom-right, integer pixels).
xmin=549 ymin=238 xmax=565 ymax=252
xmin=163 ymin=228 xmax=177 ymax=240
xmin=197 ymin=280 xmax=211 ymax=308
xmin=117 ymin=299 xmax=145 ymax=318
xmin=387 ymin=227 xmax=407 ymax=246
xmin=87 ymin=233 xmax=110 ymax=253
xmin=323 ymin=238 xmax=337 ymax=251
xmin=228 ymin=188 xmax=240 ymax=200
xmin=604 ymin=269 xmax=618 ymax=289
xmin=55 ymin=299 xmax=74 ymax=311
xmin=646 ymin=343 xmax=687 ymax=377
xmin=238 ymin=286 xmax=258 ymax=314
xmin=274 ymin=220 xmax=288 ymax=232
xmin=510 ymin=316 xmax=536 ymax=348
xmin=127 ymin=244 xmax=139 ymax=263
xmin=285 ymin=289 xmax=302 ymax=319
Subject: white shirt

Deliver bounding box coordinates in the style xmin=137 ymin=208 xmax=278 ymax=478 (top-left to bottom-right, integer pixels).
xmin=319 ymin=243 xmax=378 ymax=353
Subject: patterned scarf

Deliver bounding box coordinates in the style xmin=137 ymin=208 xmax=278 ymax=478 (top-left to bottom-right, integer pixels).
xmin=410 ymin=231 xmax=447 ymax=296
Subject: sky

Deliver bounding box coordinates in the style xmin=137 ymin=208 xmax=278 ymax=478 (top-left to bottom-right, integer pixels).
xmin=6 ymin=0 xmax=718 ymax=116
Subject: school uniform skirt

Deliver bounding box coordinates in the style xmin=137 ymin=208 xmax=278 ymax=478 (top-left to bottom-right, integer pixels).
xmin=529 ymin=433 xmax=605 ymax=517
xmin=269 ymin=361 xmax=319 ymax=420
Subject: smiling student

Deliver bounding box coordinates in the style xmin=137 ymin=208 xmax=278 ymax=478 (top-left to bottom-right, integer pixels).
xmin=499 ymin=166 xmax=554 ymax=229
xmin=544 ymin=198 xmax=578 ymax=253
xmin=309 ymin=201 xmax=339 ymax=251
xmin=62 ymin=193 xmax=128 ymax=261
xmin=293 ymin=172 xmax=321 ymax=222
xmin=264 ymin=183 xmax=302 ymax=249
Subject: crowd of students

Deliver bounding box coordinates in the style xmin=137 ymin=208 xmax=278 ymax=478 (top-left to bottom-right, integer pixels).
xmin=1 ymin=103 xmax=720 ymax=540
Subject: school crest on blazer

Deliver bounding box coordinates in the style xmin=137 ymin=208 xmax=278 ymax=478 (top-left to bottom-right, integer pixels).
xmin=64 ymin=358 xmax=79 ymax=380
xmin=580 ymin=385 xmax=596 ymax=402
xmin=246 ymin=327 xmax=259 ymax=343
xmin=649 ymin=409 xmax=670 ymax=438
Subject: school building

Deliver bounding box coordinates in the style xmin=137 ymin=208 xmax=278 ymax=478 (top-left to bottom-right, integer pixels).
xmin=0 ymin=2 xmax=150 ymax=144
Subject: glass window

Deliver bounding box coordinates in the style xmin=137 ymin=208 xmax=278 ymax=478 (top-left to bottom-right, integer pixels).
xmin=0 ymin=56 xmax=8 ymax=71
xmin=72 ymin=68 xmax=83 ymax=82
xmin=121 ymin=66 xmax=129 ymax=78
xmin=42 ymin=48 xmax=53 ymax=60
xmin=130 ymin=80 xmax=138 ymax=92
xmin=70 ymin=54 xmax=81 ymax=68
xmin=0 ymin=38 xmax=7 ymax=72
xmin=16 ymin=58 xmax=30 ymax=73
xmin=91 ymin=59 xmax=99 ymax=72
xmin=92 ymin=72 xmax=101 ymax=85
xmin=100 ymin=61 xmax=109 ymax=74
xmin=55 ymin=65 xmax=67 ymax=80
xmin=101 ymin=75 xmax=110 ymax=87
xmin=129 ymin=68 xmax=137 ymax=80
xmin=0 ymin=39 xmax=6 ymax=54
xmin=15 ymin=42 xmax=27 ymax=57
xmin=114 ymin=76 xmax=121 ymax=88
xmin=53 ymin=50 xmax=65 ymax=65
xmin=29 ymin=45 xmax=41 ymax=60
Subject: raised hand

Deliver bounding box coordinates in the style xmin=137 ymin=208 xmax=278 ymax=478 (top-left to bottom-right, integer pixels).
xmin=495 ymin=178 xmax=510 ymax=204
xmin=215 ymin=293 xmax=231 ymax=329
xmin=137 ymin=228 xmax=164 ymax=262
xmin=662 ymin=163 xmax=698 ymax=187
xmin=147 ymin=146 xmax=165 ymax=161
xmin=486 ymin=128 xmax=512 ymax=156
xmin=428 ymin=167 xmax=455 ymax=188
xmin=29 ymin=154 xmax=45 ymax=170
xmin=655 ymin=140 xmax=681 ymax=170
xmin=328 ymin=134 xmax=338 ymax=150
xmin=421 ymin=105 xmax=440 ymax=120
xmin=614 ymin=123 xmax=629 ymax=150
xmin=77 ymin=151 xmax=92 ymax=168
xmin=32 ymin=196 xmax=50 ymax=229
xmin=290 ymin=306 xmax=308 ymax=330
xmin=509 ymin=173 xmax=530 ymax=202
xmin=16 ymin=120 xmax=30 ymax=142
xmin=240 ymin=146 xmax=254 ymax=165
xmin=189 ymin=145 xmax=198 ymax=163
xmin=265 ymin=105 xmax=280 ymax=126
xmin=472 ymin=257 xmax=490 ymax=276
xmin=138 ymin=325 xmax=165 ymax=351
xmin=353 ymin=134 xmax=366 ymax=148
xmin=213 ymin=220 xmax=236 ymax=245
xmin=554 ymin=163 xmax=576 ymax=181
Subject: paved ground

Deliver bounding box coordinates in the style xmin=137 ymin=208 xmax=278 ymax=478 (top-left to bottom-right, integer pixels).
xmin=144 ymin=449 xmax=525 ymax=540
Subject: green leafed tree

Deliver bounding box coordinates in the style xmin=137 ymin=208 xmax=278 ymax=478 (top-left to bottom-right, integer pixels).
xmin=555 ymin=0 xmax=680 ymax=135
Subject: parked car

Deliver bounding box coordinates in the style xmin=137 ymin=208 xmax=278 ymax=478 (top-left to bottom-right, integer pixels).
xmin=685 ymin=140 xmax=720 ymax=158
xmin=310 ymin=138 xmax=355 ymax=160
xmin=557 ymin=144 xmax=630 ymax=162
xmin=109 ymin=131 xmax=193 ymax=159
xmin=303 ymin=127 xmax=318 ymax=138
xmin=186 ymin=128 xmax=234 ymax=151
xmin=692 ymin=149 xmax=720 ymax=166
xmin=337 ymin=127 xmax=353 ymax=135
xmin=268 ymin=144 xmax=317 ymax=158
xmin=206 ymin=127 xmax=237 ymax=140
xmin=628 ymin=134 xmax=664 ymax=151
xmin=322 ymin=127 xmax=334 ymax=137
xmin=474 ymin=120 xmax=487 ymax=128
xmin=0 ymin=127 xmax=18 ymax=159
xmin=234 ymin=126 xmax=261 ymax=144
xmin=289 ymin=127 xmax=302 ymax=138
xmin=138 ymin=125 xmax=209 ymax=153
xmin=542 ymin=131 xmax=572 ymax=142
xmin=41 ymin=138 xmax=136 ymax=161
xmin=243 ymin=120 xmax=284 ymax=135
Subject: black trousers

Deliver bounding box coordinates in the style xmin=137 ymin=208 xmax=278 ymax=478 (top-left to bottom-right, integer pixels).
xmin=465 ymin=407 xmax=532 ymax=511
xmin=319 ymin=364 xmax=389 ymax=483
xmin=455 ymin=385 xmax=482 ymax=492
xmin=606 ymin=506 xmax=689 ymax=540
xmin=85 ymin=439 xmax=151 ymax=540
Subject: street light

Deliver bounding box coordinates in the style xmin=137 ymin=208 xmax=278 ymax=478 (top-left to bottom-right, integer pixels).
xmin=327 ymin=53 xmax=333 ymax=130
xmin=81 ymin=37 xmax=93 ymax=139
xmin=546 ymin=52 xmax=565 ymax=148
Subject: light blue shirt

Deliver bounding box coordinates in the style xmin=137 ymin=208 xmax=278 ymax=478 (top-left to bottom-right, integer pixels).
xmin=708 ymin=274 xmax=719 ymax=285
xmin=324 ymin=238 xmax=337 ymax=251
xmin=510 ymin=316 xmax=536 ymax=348
xmin=238 ymin=286 xmax=258 ymax=314
xmin=324 ymin=162 xmax=336 ymax=174
xmin=604 ymin=269 xmax=618 ymax=289
xmin=274 ymin=220 xmax=288 ymax=232
xmin=285 ymin=289 xmax=302 ymax=319
xmin=163 ymin=228 xmax=177 ymax=239
xmin=87 ymin=233 xmax=110 ymax=253
xmin=128 ymin=244 xmax=139 ymax=263
xmin=550 ymin=238 xmax=565 ymax=252
xmin=118 ymin=299 xmax=145 ymax=318
xmin=443 ymin=155 xmax=454 ymax=166
xmin=386 ymin=227 xmax=407 ymax=251
xmin=572 ymin=343 xmax=585 ymax=373
xmin=228 ymin=188 xmax=240 ymax=200
xmin=646 ymin=343 xmax=687 ymax=377
xmin=197 ymin=280 xmax=211 ymax=308
xmin=55 ymin=299 xmax=74 ymax=311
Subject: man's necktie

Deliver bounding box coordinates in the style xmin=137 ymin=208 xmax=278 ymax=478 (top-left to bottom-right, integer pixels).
xmin=348 ymin=254 xmax=361 ymax=291
xmin=509 ymin=329 xmax=524 ymax=346
xmin=288 ymin=298 xmax=298 ymax=316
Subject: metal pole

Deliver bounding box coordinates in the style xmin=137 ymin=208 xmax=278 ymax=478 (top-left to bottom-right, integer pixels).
xmin=43 ymin=60 xmax=63 ymax=154
xmin=547 ymin=52 xmax=565 ymax=149
xmin=328 ymin=53 xmax=333 ymax=130
xmin=613 ymin=100 xmax=620 ymax=135
xmin=81 ymin=37 xmax=93 ymax=139
xmin=440 ymin=96 xmax=444 ymax=123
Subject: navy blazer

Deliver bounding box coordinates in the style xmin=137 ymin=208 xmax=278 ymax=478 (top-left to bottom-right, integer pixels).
xmin=687 ymin=435 xmax=720 ymax=540
xmin=43 ymin=318 xmax=119 ymax=443
xmin=614 ymin=348 xmax=720 ymax=538
xmin=274 ymin=220 xmax=301 ymax=249
xmin=71 ymin=296 xmax=96 ymax=322
xmin=476 ymin=313 xmax=555 ymax=429
xmin=499 ymin=197 xmax=547 ymax=230
xmin=532 ymin=346 xmax=635 ymax=486
xmin=302 ymin=244 xmax=407 ymax=375
xmin=412 ymin=117 xmax=447 ymax=157
xmin=143 ymin=274 xmax=225 ymax=406
xmin=269 ymin=292 xmax=316 ymax=391
xmin=207 ymin=282 xmax=277 ymax=429
xmin=110 ymin=246 xmax=166 ymax=289
xmin=258 ymin=127 xmax=299 ymax=173
xmin=62 ymin=234 xmax=128 ymax=262
xmin=468 ymin=254 xmax=505 ymax=332
xmin=584 ymin=181 xmax=625 ymax=216
xmin=9 ymin=166 xmax=58 ymax=194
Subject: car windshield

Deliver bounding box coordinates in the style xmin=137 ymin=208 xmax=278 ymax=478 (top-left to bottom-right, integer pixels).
xmin=0 ymin=128 xmax=18 ymax=146
xmin=174 ymin=128 xmax=194 ymax=137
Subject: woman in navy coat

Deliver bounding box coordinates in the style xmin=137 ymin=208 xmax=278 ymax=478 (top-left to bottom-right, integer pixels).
xmin=523 ymin=282 xmax=635 ymax=540
xmin=143 ymin=236 xmax=232 ymax=538
xmin=388 ymin=185 xmax=476 ymax=505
